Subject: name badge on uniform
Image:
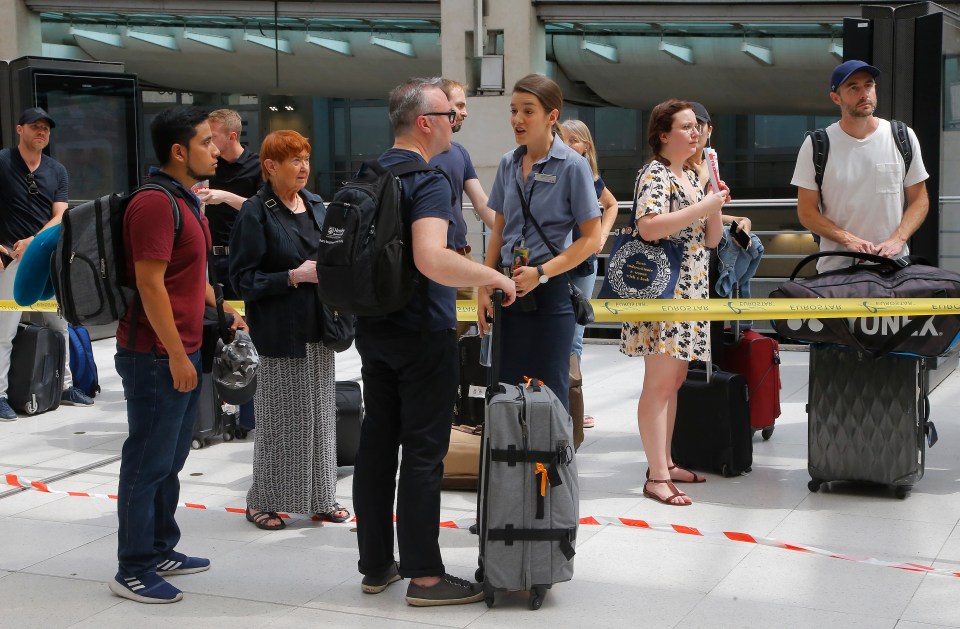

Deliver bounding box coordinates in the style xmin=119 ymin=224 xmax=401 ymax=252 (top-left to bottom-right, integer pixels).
xmin=533 ymin=172 xmax=557 ymax=184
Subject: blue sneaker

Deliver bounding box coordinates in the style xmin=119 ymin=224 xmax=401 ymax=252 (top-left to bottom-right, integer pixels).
xmin=0 ymin=397 xmax=16 ymax=421
xmin=108 ymin=572 xmax=182 ymax=604
xmin=157 ymin=551 xmax=210 ymax=576
xmin=61 ymin=386 xmax=94 ymax=406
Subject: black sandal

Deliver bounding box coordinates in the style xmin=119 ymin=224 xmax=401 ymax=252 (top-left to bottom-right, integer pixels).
xmin=246 ymin=506 xmax=286 ymax=530
xmin=315 ymin=502 xmax=351 ymax=523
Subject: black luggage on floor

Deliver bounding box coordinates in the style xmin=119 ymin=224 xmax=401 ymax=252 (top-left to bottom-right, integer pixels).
xmin=336 ymin=380 xmax=363 ymax=466
xmin=192 ymin=372 xmax=239 ymax=449
xmin=9 ymin=323 xmax=65 ymax=415
xmin=807 ymin=344 xmax=936 ymax=499
xmin=454 ymin=328 xmax=485 ymax=426
xmin=673 ymin=364 xmax=752 ymax=477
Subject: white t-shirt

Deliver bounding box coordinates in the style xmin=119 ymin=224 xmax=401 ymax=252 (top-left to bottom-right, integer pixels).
xmin=791 ymin=119 xmax=929 ymax=273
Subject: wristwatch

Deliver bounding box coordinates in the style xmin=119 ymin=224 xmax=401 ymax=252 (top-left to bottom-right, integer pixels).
xmin=537 ymin=264 xmax=549 ymax=284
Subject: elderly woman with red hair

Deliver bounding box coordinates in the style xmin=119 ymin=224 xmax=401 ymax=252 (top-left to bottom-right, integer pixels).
xmin=230 ymin=130 xmax=349 ymax=530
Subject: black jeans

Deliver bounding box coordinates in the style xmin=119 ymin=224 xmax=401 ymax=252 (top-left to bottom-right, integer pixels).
xmin=353 ymin=321 xmax=458 ymax=579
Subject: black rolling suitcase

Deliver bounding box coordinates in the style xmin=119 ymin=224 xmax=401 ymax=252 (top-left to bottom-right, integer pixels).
xmin=454 ymin=327 xmax=485 ymax=426
xmin=335 ymin=380 xmax=363 ymax=466
xmin=9 ymin=323 xmax=65 ymax=415
xmin=476 ymin=290 xmax=579 ymax=611
xmin=673 ymin=363 xmax=752 ymax=477
xmin=807 ymin=344 xmax=937 ymax=499
xmin=192 ymin=373 xmax=239 ymax=449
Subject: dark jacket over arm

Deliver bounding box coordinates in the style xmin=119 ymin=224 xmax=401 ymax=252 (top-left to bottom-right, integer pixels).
xmin=229 ymin=182 xmax=326 ymax=358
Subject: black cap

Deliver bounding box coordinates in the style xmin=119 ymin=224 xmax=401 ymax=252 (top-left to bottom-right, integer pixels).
xmin=18 ymin=107 xmax=56 ymax=128
xmin=689 ymin=102 xmax=711 ymax=125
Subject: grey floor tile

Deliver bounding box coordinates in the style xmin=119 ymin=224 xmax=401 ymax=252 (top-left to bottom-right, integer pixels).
xmin=900 ymin=573 xmax=960 ymax=627
xmin=768 ymin=509 xmax=954 ymax=565
xmin=711 ymin=545 xmax=923 ymax=619
xmin=0 ymin=572 xmax=122 ymax=629
xmin=573 ymin=524 xmax=753 ymax=593
xmin=273 ymin=606 xmax=447 ymax=628
xmin=73 ymin=592 xmax=295 ymax=628
xmin=677 ymin=594 xmax=897 ymax=629
xmin=896 ymin=622 xmax=960 ymax=629
xmin=0 ymin=517 xmax=114 ymax=571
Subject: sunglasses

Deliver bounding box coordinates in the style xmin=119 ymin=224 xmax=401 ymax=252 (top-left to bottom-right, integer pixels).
xmin=422 ymin=110 xmax=457 ymax=124
xmin=25 ymin=173 xmax=38 ymax=195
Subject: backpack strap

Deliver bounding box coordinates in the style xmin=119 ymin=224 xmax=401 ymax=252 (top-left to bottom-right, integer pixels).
xmin=805 ymin=128 xmax=830 ymax=197
xmin=125 ymin=181 xmax=188 ymax=350
xmin=890 ymin=119 xmax=914 ymax=177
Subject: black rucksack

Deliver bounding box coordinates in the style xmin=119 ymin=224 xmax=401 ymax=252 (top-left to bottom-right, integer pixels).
xmin=806 ymin=119 xmax=914 ymax=206
xmin=53 ymin=182 xmax=182 ymax=326
xmin=316 ymin=160 xmax=445 ymax=316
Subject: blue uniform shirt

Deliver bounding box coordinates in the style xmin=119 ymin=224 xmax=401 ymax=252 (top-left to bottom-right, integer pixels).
xmin=429 ymin=141 xmax=478 ymax=250
xmin=487 ymin=135 xmax=600 ymax=267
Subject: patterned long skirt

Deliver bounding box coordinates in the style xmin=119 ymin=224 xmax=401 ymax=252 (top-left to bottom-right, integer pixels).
xmin=246 ymin=342 xmax=338 ymax=515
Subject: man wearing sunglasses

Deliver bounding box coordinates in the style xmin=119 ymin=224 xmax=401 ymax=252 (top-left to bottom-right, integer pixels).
xmin=0 ymin=107 xmax=93 ymax=421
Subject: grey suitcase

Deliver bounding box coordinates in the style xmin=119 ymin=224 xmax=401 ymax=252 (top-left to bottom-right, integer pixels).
xmin=476 ymin=290 xmax=579 ymax=610
xmin=807 ymin=344 xmax=937 ymax=499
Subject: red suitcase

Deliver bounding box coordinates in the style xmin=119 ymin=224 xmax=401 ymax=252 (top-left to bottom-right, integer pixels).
xmin=720 ymin=329 xmax=781 ymax=439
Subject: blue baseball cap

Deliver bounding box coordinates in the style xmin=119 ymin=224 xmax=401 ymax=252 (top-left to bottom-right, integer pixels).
xmin=830 ymin=60 xmax=879 ymax=92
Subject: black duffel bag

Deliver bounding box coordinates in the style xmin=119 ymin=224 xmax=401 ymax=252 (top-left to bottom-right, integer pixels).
xmin=769 ymin=251 xmax=960 ymax=357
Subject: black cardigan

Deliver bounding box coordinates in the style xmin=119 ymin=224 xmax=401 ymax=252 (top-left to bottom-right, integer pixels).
xmin=229 ymin=182 xmax=326 ymax=358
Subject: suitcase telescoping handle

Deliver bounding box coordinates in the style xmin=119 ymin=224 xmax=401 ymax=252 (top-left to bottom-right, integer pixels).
xmin=486 ymin=289 xmax=505 ymax=395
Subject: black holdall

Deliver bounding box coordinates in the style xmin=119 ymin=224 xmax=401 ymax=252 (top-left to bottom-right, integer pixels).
xmin=769 ymin=251 xmax=960 ymax=357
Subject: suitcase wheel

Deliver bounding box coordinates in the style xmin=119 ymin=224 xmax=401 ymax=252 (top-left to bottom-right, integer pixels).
xmin=24 ymin=400 xmax=37 ymax=415
xmin=761 ymin=426 xmax=775 ymax=441
xmin=475 ymin=567 xmax=483 ymax=582
xmin=529 ymin=586 xmax=547 ymax=610
xmin=191 ymin=438 xmax=204 ymax=450
xmin=223 ymin=431 xmax=234 ymax=443
xmin=807 ymin=479 xmax=822 ymax=493
xmin=234 ymin=428 xmax=250 ymax=440
xmin=721 ymin=463 xmax=732 ymax=477
xmin=895 ymin=486 xmax=911 ymax=499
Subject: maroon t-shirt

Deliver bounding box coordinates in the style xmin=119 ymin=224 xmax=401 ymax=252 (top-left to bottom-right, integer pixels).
xmin=116 ymin=189 xmax=211 ymax=354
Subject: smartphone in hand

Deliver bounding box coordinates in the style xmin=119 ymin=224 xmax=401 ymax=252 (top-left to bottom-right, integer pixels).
xmin=0 ymin=245 xmax=13 ymax=268
xmin=729 ymin=221 xmax=751 ymax=249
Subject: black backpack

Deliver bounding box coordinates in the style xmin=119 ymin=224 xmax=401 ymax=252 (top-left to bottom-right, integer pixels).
xmin=806 ymin=119 xmax=914 ymax=208
xmin=316 ymin=160 xmax=445 ymax=316
xmin=53 ymin=182 xmax=181 ymax=326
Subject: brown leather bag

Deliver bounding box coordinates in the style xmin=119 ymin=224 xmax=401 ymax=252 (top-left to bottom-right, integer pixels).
xmin=569 ymin=352 xmax=584 ymax=450
xmin=441 ymin=424 xmax=482 ymax=490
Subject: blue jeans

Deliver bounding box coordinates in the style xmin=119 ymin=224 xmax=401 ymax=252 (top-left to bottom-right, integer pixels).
xmin=115 ymin=346 xmax=202 ymax=577
xmin=569 ymin=265 xmax=597 ymax=361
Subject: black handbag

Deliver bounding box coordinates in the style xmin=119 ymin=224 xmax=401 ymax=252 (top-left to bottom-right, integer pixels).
xmin=514 ymin=173 xmax=595 ymax=326
xmin=769 ymin=251 xmax=960 ymax=357
xmin=320 ymin=303 xmax=356 ymax=353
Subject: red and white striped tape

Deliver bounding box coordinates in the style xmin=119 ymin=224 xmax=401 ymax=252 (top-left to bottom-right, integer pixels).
xmin=5 ymin=472 xmax=958 ymax=579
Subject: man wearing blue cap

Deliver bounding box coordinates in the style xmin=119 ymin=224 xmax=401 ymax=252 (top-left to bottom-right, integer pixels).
xmin=0 ymin=107 xmax=94 ymax=421
xmin=792 ymin=60 xmax=929 ymax=273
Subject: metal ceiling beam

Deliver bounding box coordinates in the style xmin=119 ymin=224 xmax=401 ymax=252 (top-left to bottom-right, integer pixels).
xmin=27 ymin=1 xmax=441 ymax=20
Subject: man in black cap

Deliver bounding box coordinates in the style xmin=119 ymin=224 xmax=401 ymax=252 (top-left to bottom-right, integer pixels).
xmin=0 ymin=107 xmax=93 ymax=421
xmin=792 ymin=60 xmax=930 ymax=273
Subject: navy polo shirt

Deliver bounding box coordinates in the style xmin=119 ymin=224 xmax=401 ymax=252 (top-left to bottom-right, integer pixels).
xmin=429 ymin=141 xmax=478 ymax=250
xmin=487 ymin=135 xmax=600 ymax=267
xmin=207 ymin=148 xmax=262 ymax=247
xmin=375 ymin=148 xmax=457 ymax=331
xmin=0 ymin=147 xmax=69 ymax=245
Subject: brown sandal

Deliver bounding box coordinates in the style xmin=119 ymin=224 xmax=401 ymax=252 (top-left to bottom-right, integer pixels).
xmin=643 ymin=479 xmax=691 ymax=506
xmin=667 ymin=464 xmax=706 ymax=483
xmin=645 ymin=465 xmax=706 ymax=484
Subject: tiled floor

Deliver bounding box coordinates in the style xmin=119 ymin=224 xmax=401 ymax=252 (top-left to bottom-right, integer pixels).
xmin=2 ymin=339 xmax=960 ymax=628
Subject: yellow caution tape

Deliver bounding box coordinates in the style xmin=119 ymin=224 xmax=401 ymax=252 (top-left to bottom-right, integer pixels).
xmin=0 ymin=300 xmax=248 ymax=316
xmin=6 ymin=299 xmax=959 ymax=324
xmin=455 ymin=298 xmax=960 ymax=322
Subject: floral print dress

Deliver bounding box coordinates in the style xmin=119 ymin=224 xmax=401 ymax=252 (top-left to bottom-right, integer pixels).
xmin=621 ymin=160 xmax=710 ymax=361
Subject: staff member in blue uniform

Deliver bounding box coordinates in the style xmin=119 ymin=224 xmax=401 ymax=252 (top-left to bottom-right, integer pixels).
xmin=478 ymin=74 xmax=601 ymax=407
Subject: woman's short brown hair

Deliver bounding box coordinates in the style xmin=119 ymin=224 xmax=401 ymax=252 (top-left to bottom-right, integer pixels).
xmin=647 ymin=99 xmax=692 ymax=166
xmin=259 ymin=130 xmax=311 ymax=181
